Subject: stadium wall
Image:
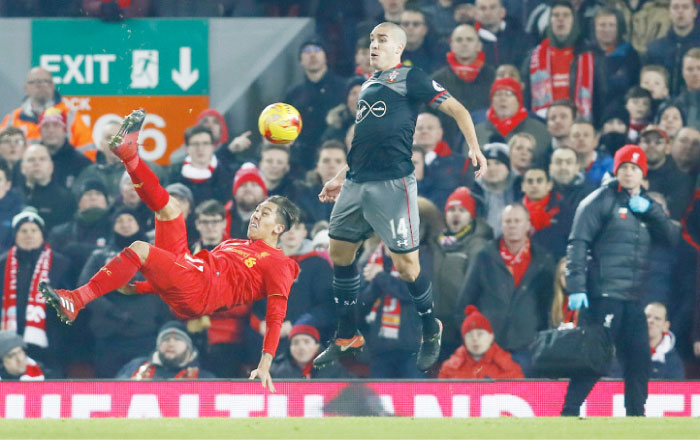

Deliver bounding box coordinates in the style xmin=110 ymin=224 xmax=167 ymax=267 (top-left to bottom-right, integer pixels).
xmin=1 ymin=381 xmax=699 ymax=418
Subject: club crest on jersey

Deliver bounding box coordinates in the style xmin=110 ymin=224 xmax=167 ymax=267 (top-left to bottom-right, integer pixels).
xmin=387 ymin=70 xmax=399 ymax=83
xmin=432 ymin=80 xmax=445 ymax=91
xmin=619 ymin=207 xmax=628 ymax=219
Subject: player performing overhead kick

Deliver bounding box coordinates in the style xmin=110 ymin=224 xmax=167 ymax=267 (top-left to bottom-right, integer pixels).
xmin=314 ymin=22 xmax=487 ymax=371
xmin=39 ymin=110 xmax=300 ymax=392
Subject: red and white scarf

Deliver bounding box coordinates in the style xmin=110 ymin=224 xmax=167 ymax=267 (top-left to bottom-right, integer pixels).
xmin=20 ymin=357 xmax=45 ymax=381
xmin=487 ymin=106 xmax=529 ymax=138
xmin=523 ymin=193 xmax=561 ymax=231
xmin=365 ymin=244 xmax=402 ymax=340
xmin=529 ymin=38 xmax=594 ymax=120
xmin=446 ymin=51 xmax=485 ymax=83
xmin=499 ymin=238 xmax=531 ymax=287
xmin=181 ymin=155 xmax=218 ymax=184
xmin=2 ymin=245 xmax=52 ymax=348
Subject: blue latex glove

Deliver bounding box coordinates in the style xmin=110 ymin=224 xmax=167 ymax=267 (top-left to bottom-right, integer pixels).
xmin=629 ymin=195 xmax=650 ymax=213
xmin=568 ymin=292 xmax=589 ymax=310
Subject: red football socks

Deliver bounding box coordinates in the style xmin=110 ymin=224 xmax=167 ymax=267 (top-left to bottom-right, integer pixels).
xmin=75 ymin=248 xmax=144 ymax=306
xmin=124 ymin=156 xmax=170 ymax=212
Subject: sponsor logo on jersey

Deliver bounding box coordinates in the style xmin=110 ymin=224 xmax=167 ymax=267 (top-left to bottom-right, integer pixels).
xmin=356 ymin=100 xmax=387 ymax=123
xmin=432 ymin=80 xmax=445 ymax=92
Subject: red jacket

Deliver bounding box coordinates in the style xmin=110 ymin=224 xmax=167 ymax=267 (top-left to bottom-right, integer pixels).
xmin=438 ymin=343 xmax=524 ymax=379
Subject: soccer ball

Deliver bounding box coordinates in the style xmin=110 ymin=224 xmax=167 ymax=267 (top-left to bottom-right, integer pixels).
xmin=258 ymin=102 xmax=302 ymax=145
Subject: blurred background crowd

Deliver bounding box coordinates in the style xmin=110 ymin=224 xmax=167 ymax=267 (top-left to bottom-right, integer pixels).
xmin=0 ymin=0 xmax=700 ymax=383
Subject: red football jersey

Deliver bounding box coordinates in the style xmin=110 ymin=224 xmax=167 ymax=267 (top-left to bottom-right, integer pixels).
xmin=194 ymin=238 xmax=300 ymax=310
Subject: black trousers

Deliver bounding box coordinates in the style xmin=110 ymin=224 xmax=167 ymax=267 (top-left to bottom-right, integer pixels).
xmin=561 ymin=298 xmax=651 ymax=417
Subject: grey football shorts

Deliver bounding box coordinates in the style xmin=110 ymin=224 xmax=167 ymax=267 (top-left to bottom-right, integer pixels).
xmin=329 ymin=173 xmax=420 ymax=254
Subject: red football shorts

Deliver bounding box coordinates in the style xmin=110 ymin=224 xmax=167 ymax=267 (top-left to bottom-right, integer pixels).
xmin=140 ymin=214 xmax=210 ymax=318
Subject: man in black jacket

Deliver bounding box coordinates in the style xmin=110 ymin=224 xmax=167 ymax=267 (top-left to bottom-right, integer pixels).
xmin=458 ymin=203 xmax=555 ymax=376
xmin=561 ymin=144 xmax=679 ymax=417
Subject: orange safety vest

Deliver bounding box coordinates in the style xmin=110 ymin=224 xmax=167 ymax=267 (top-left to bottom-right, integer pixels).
xmin=0 ymin=100 xmax=94 ymax=150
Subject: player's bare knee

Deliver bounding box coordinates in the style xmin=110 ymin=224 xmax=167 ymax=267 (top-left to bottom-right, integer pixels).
xmin=395 ymin=261 xmax=420 ymax=282
xmin=155 ymin=196 xmax=182 ymax=221
xmin=129 ymin=241 xmax=150 ymax=264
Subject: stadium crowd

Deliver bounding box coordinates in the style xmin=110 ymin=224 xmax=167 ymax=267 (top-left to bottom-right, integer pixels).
xmin=1 ymin=0 xmax=700 ymax=382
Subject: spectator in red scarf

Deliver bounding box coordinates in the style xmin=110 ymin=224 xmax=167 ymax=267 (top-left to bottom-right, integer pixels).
xmin=458 ymin=203 xmax=555 ymax=376
xmin=438 ymin=305 xmax=523 ymax=379
xmin=0 ymin=208 xmax=70 ymax=377
xmin=413 ymin=112 xmax=474 ymax=209
xmin=522 ymin=0 xmax=600 ymax=123
xmin=433 ymin=24 xmax=495 ymax=146
xmin=0 ymin=331 xmax=45 ymax=380
xmin=522 ymin=166 xmax=571 ymax=260
xmin=475 ymin=78 xmax=550 ymax=151
xmin=116 ymin=321 xmax=215 ymax=380
xmin=270 ymin=324 xmax=348 ymax=379
xmin=170 ymin=125 xmax=233 ymax=206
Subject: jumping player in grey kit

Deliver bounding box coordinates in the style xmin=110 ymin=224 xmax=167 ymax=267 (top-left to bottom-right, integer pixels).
xmin=314 ymin=22 xmax=487 ymax=371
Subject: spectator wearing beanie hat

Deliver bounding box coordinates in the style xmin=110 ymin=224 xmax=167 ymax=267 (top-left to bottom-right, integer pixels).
xmin=433 ymin=187 xmax=493 ymax=360
xmin=472 ymin=142 xmax=522 ymax=237
xmin=475 ymin=78 xmax=551 ymax=154
xmin=0 ymin=330 xmax=46 ymax=380
xmin=270 ymin=323 xmax=348 ymax=379
xmin=116 ymin=320 xmax=214 ymax=380
xmin=561 ymin=143 xmax=679 ymax=417
xmin=438 ymin=306 xmax=523 ymax=379
xmin=49 ymin=178 xmax=112 ymax=287
xmin=38 ymin=106 xmax=92 ymax=190
xmin=0 ymin=207 xmax=70 ymax=376
xmin=284 ymin=37 xmax=346 ymax=175
xmin=224 ymin=162 xmax=268 ymax=240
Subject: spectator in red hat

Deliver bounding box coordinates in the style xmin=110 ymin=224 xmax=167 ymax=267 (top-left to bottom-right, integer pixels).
xmin=640 ymin=125 xmax=695 ymax=220
xmin=438 ymin=305 xmax=524 ymax=379
xmin=475 ymin=77 xmax=550 ymax=151
xmin=38 ymin=107 xmax=92 ymax=190
xmin=432 ymin=187 xmax=493 ymax=359
xmin=561 ymin=144 xmax=679 ymax=416
xmin=225 ymin=162 xmax=268 ymax=240
xmin=270 ymin=323 xmax=348 ymax=379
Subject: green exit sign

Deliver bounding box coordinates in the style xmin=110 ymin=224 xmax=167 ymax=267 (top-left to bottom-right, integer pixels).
xmin=32 ymin=19 xmax=208 ymax=96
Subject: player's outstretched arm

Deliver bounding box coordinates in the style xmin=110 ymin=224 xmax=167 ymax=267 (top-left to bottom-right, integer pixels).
xmin=249 ymin=352 xmax=275 ymax=393
xmin=318 ymin=164 xmax=349 ymax=203
xmin=438 ymin=97 xmax=487 ymax=178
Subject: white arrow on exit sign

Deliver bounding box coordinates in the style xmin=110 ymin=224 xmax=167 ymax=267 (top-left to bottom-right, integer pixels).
xmin=172 ymin=47 xmax=199 ymax=91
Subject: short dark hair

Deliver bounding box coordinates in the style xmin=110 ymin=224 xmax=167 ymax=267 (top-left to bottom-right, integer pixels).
xmin=0 ymin=158 xmax=11 ymax=183
xmin=625 ymin=86 xmax=652 ymax=102
xmin=0 ymin=126 xmax=25 ymax=144
xmin=194 ymin=199 xmax=225 ymax=220
xmin=315 ymin=139 xmax=347 ymax=164
xmin=184 ymin=125 xmax=215 ymax=146
xmin=261 ymin=143 xmax=290 ymax=158
xmin=524 ymin=166 xmax=551 ymax=181
xmin=548 ymin=99 xmax=577 ymax=120
xmin=266 ymin=195 xmax=300 ymax=233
